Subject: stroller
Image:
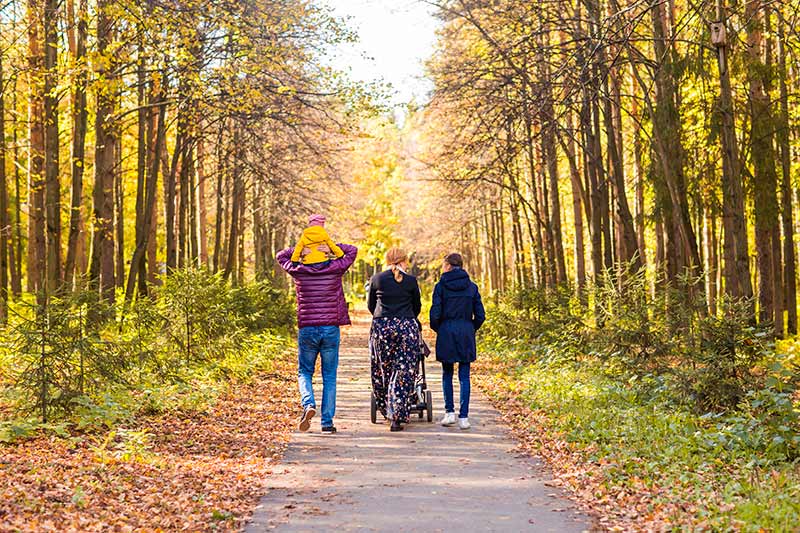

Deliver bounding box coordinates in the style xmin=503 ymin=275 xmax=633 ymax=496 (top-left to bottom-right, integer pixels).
xmin=370 ymin=339 xmax=434 ymax=424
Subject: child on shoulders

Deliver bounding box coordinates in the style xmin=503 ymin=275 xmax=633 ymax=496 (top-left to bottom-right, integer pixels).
xmin=291 ymin=214 xmax=344 ymax=265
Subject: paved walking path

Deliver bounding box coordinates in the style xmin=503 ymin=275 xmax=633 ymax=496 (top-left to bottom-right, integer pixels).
xmin=246 ymin=311 xmax=593 ymax=533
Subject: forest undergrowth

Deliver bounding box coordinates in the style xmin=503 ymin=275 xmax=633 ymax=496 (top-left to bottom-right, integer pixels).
xmin=478 ymin=275 xmax=800 ymax=531
xmin=0 ymin=270 xmax=298 ymax=531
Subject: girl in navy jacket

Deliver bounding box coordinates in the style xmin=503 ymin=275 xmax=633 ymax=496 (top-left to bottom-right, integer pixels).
xmin=430 ymin=253 xmax=485 ymax=429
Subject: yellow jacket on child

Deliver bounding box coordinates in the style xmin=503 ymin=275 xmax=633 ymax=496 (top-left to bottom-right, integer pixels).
xmin=291 ymin=226 xmax=345 ymax=264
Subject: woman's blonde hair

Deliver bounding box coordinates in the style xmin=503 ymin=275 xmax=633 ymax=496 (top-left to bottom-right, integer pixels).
xmin=385 ymin=247 xmax=408 ymax=283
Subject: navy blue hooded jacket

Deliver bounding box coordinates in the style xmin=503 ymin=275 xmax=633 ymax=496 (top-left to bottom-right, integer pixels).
xmin=429 ymin=268 xmax=486 ymax=363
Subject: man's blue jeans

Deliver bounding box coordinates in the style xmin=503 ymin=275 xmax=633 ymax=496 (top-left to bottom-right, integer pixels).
xmin=297 ymin=325 xmax=341 ymax=428
xmin=442 ymin=362 xmax=471 ymax=418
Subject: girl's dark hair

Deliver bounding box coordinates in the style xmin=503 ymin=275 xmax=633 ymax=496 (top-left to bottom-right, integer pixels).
xmin=444 ymin=253 xmax=463 ymax=268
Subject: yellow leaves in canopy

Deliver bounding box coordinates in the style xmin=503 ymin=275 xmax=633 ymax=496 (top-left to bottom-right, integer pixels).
xmin=344 ymin=124 xmax=406 ymax=265
xmin=469 ymin=39 xmax=494 ymax=63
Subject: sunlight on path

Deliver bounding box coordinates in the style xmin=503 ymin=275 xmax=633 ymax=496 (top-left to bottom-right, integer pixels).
xmin=245 ymin=310 xmax=593 ymax=532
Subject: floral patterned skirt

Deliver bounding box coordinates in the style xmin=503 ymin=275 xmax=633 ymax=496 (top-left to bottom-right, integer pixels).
xmin=369 ymin=317 xmax=420 ymax=423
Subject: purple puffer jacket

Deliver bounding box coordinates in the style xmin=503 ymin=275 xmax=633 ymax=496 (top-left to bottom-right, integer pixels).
xmin=276 ymin=243 xmax=358 ymax=329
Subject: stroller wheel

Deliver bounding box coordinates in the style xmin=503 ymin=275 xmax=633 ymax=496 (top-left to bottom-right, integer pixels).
xmin=370 ymin=392 xmax=377 ymax=424
xmin=426 ymin=390 xmax=433 ymax=422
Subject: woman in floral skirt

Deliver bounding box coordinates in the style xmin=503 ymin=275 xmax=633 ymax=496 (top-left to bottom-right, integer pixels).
xmin=367 ymin=248 xmax=422 ymax=432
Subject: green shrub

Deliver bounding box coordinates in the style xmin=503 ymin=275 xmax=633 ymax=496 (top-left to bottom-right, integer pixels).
xmin=480 ymin=285 xmax=587 ymax=364
xmin=228 ymin=280 xmax=295 ymax=332
xmin=485 ymin=275 xmax=775 ymax=413
xmin=72 ymin=392 xmax=136 ymax=430
xmin=680 ymin=302 xmax=771 ymax=412
xmin=154 ymin=269 xmax=295 ymax=367
xmin=155 ymin=269 xmax=249 ymax=366
xmin=2 ymin=268 xmax=293 ymax=428
xmin=8 ymin=294 xmax=127 ymax=422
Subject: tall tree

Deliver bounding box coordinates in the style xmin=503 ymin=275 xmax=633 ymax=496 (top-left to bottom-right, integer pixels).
xmin=64 ymin=0 xmax=88 ymax=290
xmin=712 ymin=0 xmax=754 ymax=309
xmin=125 ymin=83 xmax=166 ymax=304
xmin=776 ymin=9 xmax=796 ymax=334
xmin=0 ymin=51 xmax=9 ymax=322
xmin=43 ymin=0 xmax=61 ymax=294
xmin=90 ymin=0 xmax=117 ymax=305
xmin=648 ymin=0 xmax=702 ymax=283
xmin=26 ymin=0 xmax=45 ymax=295
xmin=746 ymin=0 xmax=782 ymax=334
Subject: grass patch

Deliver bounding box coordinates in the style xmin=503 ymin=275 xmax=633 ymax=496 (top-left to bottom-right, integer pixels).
xmin=478 ymin=282 xmax=800 ymax=530
xmin=483 ymin=346 xmax=800 ymax=530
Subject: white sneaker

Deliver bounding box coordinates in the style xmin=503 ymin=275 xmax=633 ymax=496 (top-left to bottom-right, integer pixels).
xmin=458 ymin=417 xmax=471 ymax=430
xmin=441 ymin=412 xmax=456 ymax=426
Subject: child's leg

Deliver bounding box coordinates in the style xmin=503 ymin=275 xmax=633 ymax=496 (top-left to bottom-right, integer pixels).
xmin=290 ymin=236 xmax=308 ymax=263
xmin=457 ymin=362 xmax=471 ymax=419
xmin=326 ymin=239 xmax=344 ymax=258
xmin=442 ymin=362 xmax=455 ymax=413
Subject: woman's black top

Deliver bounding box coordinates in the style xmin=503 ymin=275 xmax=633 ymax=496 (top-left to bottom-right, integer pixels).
xmin=367 ymin=270 xmax=422 ymax=319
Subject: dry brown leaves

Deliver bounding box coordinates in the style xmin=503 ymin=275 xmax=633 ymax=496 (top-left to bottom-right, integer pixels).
xmin=475 ymin=358 xmax=676 ymax=533
xmin=0 ymin=355 xmax=296 ymax=533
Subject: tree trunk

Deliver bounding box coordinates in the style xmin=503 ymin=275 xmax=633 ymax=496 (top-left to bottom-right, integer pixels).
xmin=592 ymin=88 xmax=612 ymax=275
xmin=715 ymin=0 xmax=754 ymax=310
xmin=11 ymin=83 xmax=21 ymax=297
xmin=165 ymin=128 xmax=181 ymax=272
xmin=91 ymin=0 xmax=117 ymax=305
xmin=537 ymin=140 xmax=555 ymax=288
xmin=705 ymin=205 xmax=718 ymax=315
xmin=125 ymin=93 xmax=166 ymax=304
xmin=237 ymin=183 xmax=246 ymax=286
xmin=212 ymin=123 xmax=226 ymax=273
xmin=133 ymin=32 xmax=148 ymax=295
xmin=146 ymin=82 xmax=163 ymax=286
xmin=253 ymin=180 xmax=266 ymax=280
xmin=223 ymin=128 xmax=241 ymax=281
xmin=188 ymin=144 xmax=199 ymax=266
xmin=114 ymin=113 xmax=124 ymax=290
xmin=631 ymin=75 xmax=647 ymax=268
xmin=747 ymin=0 xmax=781 ymax=333
xmin=603 ymin=70 xmax=641 ymax=273
xmin=178 ymin=134 xmax=189 ymax=269
xmin=27 ymin=0 xmax=45 ymax=296
xmin=777 ymin=9 xmax=796 ymax=334
xmin=583 ymin=96 xmax=603 ymax=287
xmin=0 ymin=52 xmax=9 ymax=322
xmin=63 ymin=0 xmax=88 ymax=291
xmin=543 ymin=117 xmax=566 ymax=286
xmin=564 ymin=112 xmax=586 ymax=298
xmin=523 ymin=105 xmax=545 ymax=287
xmin=197 ymin=137 xmax=208 ymax=267
xmin=43 ymin=0 xmax=61 ymax=295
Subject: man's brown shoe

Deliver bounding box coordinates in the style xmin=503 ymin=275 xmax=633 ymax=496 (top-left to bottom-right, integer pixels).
xmin=298 ymin=406 xmax=316 ymax=432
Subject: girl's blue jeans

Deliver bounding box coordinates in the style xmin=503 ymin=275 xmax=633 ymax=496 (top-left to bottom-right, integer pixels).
xmin=442 ymin=362 xmax=471 ymax=418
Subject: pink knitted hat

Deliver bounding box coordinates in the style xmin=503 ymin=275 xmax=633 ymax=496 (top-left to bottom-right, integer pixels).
xmin=308 ymin=214 xmax=326 ymax=227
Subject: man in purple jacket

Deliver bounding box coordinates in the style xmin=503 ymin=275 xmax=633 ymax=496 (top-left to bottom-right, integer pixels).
xmin=276 ymin=241 xmax=358 ymax=434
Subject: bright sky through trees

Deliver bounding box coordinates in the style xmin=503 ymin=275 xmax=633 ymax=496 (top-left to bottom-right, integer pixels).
xmin=324 ymin=0 xmax=439 ymax=112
